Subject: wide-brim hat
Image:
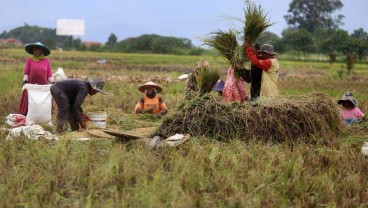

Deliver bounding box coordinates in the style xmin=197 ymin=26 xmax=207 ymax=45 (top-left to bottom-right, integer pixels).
xmin=138 ymin=81 xmax=162 ymax=93
xmin=213 ymin=80 xmax=225 ymax=92
xmin=259 ymin=44 xmax=276 ymax=56
xmin=87 ymin=76 xmax=108 ymax=95
xmin=25 ymin=42 xmax=51 ymax=56
xmin=337 ymin=92 xmax=357 ymax=107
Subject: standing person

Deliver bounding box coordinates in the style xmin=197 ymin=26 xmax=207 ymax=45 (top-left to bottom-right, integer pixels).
xmin=250 ymin=43 xmax=263 ymax=101
xmin=185 ymin=60 xmax=209 ymax=99
xmin=134 ymin=81 xmax=168 ymax=118
xmin=245 ymin=43 xmax=279 ymax=97
xmin=50 ymin=77 xmax=108 ymax=133
xmin=19 ymin=42 xmax=54 ymax=115
xmin=222 ymin=65 xmax=249 ymax=103
xmin=338 ymin=92 xmax=365 ymax=125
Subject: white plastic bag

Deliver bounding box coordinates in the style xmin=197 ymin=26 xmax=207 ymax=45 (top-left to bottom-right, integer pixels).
xmin=5 ymin=113 xmax=33 ymax=127
xmin=6 ymin=125 xmax=58 ymax=141
xmin=23 ymin=84 xmax=53 ymax=124
xmin=52 ymin=67 xmax=67 ymax=82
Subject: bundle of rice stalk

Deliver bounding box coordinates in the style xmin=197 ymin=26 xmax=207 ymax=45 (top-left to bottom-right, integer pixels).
xmin=157 ymin=94 xmax=241 ymax=140
xmin=156 ymin=93 xmax=343 ymax=143
xmin=203 ymin=30 xmax=245 ymax=66
xmin=195 ymin=66 xmax=220 ymax=95
xmin=244 ymin=5 xmax=273 ymax=44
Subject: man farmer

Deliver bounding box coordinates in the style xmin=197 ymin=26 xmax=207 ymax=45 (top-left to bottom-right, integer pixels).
xmin=50 ymin=76 xmax=108 ymax=133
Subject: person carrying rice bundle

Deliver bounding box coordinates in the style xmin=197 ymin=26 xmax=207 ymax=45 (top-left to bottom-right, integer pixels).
xmin=203 ymin=30 xmax=249 ymax=104
xmin=245 ymin=43 xmax=279 ymax=97
xmin=222 ymin=64 xmax=249 ymax=103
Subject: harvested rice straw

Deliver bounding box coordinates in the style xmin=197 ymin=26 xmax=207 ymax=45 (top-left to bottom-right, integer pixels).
xmin=243 ymin=5 xmax=273 ymax=44
xmin=203 ymin=30 xmax=245 ymax=66
xmin=195 ymin=66 xmax=220 ymax=95
xmin=157 ymin=93 xmax=343 ymax=143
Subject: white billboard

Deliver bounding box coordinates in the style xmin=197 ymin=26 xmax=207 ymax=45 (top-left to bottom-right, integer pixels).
xmin=56 ymin=19 xmax=85 ymax=36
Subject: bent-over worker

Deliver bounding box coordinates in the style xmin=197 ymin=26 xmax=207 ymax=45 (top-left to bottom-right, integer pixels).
xmin=50 ymin=76 xmax=107 ymax=133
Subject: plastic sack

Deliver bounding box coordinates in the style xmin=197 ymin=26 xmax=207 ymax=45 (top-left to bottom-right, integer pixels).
xmin=6 ymin=125 xmax=58 ymax=141
xmin=52 ymin=67 xmax=67 ymax=82
xmin=5 ymin=114 xmax=33 ymax=127
xmin=23 ymin=84 xmax=53 ymax=124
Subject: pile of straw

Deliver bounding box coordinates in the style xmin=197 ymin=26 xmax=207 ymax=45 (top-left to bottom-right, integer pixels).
xmin=157 ymin=93 xmax=343 ymax=142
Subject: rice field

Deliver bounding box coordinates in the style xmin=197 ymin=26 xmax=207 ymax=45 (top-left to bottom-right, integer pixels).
xmin=1 ymin=48 xmax=368 ymax=207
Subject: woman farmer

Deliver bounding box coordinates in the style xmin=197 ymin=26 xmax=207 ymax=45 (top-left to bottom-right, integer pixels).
xmin=19 ymin=42 xmax=54 ymax=115
xmin=134 ymin=81 xmax=168 ymax=118
xmin=222 ymin=64 xmax=249 ymax=104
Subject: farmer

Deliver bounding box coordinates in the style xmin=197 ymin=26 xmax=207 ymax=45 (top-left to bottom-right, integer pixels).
xmin=134 ymin=81 xmax=168 ymax=118
xmin=245 ymin=43 xmax=279 ymax=97
xmin=50 ymin=76 xmax=108 ymax=133
xmin=337 ymin=92 xmax=365 ymax=125
xmin=19 ymin=42 xmax=54 ymax=115
xmin=249 ymin=43 xmax=263 ymax=101
xmin=185 ymin=60 xmax=209 ymax=99
xmin=222 ymin=64 xmax=249 ymax=103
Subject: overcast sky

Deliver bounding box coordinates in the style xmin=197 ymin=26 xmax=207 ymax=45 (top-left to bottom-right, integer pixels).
xmin=1 ymin=0 xmax=367 ymax=46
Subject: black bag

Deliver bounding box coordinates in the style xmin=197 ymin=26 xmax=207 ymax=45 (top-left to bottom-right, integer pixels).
xmin=237 ymin=68 xmax=251 ymax=83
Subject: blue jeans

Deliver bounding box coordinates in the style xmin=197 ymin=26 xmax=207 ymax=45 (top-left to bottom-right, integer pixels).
xmin=343 ymin=118 xmax=360 ymax=125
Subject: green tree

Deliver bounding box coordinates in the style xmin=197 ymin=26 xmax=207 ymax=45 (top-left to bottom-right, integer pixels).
xmin=105 ymin=33 xmax=118 ymax=50
xmin=257 ymin=31 xmax=280 ymax=46
xmin=320 ymin=29 xmax=350 ymax=54
xmin=115 ymin=34 xmax=200 ymax=55
xmin=280 ymin=28 xmax=314 ymax=56
xmin=350 ymin=28 xmax=368 ymax=61
xmin=0 ymin=24 xmax=77 ymax=50
xmin=284 ymin=0 xmax=344 ymax=33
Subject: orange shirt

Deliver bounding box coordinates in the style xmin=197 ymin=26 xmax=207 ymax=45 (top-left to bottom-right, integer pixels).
xmin=134 ymin=95 xmax=168 ymax=115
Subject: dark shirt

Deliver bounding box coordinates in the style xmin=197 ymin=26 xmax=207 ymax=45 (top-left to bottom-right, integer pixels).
xmin=51 ymin=79 xmax=91 ymax=121
xmin=250 ymin=64 xmax=263 ymax=98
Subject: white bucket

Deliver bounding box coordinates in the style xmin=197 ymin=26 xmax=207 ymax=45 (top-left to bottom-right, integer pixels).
xmin=87 ymin=112 xmax=107 ymax=128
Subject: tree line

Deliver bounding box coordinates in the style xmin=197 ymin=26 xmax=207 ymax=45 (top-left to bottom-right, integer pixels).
xmin=1 ymin=0 xmax=367 ymax=65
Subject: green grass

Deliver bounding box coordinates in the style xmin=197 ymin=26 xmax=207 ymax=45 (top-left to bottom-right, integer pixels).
xmin=1 ymin=49 xmax=368 ymax=207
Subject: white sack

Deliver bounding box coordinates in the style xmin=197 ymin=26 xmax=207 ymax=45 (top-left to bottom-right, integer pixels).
xmin=23 ymin=84 xmax=53 ymax=124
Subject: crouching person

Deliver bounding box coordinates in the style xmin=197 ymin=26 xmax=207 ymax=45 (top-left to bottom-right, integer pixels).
xmin=134 ymin=81 xmax=168 ymax=118
xmin=50 ymin=76 xmax=108 ymax=133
